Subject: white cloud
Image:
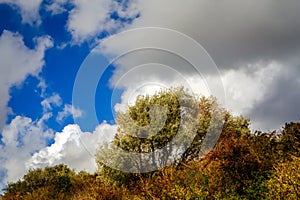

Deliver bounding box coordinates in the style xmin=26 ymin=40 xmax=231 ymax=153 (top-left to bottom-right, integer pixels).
xmin=95 ymin=0 xmax=300 ymax=131
xmin=47 ymin=0 xmax=300 ymax=131
xmin=56 ymin=104 xmax=83 ymax=122
xmin=0 ymin=0 xmax=43 ymax=24
xmin=246 ymin=64 xmax=300 ymax=131
xmin=65 ymin=0 xmax=139 ymax=43
xmin=0 ymin=116 xmax=116 ymax=192
xmin=112 ymin=64 xmax=210 ymax=113
xmin=26 ymin=122 xmax=117 ymax=173
xmin=67 ymin=0 xmax=117 ymax=43
xmin=0 ymin=30 xmax=53 ymax=131
xmin=110 ymin=60 xmax=283 ymax=130
xmin=221 ymin=62 xmax=282 ymax=116
xmin=46 ymin=0 xmax=69 ymax=15
xmin=41 ymin=93 xmax=62 ymax=112
xmin=0 ymin=115 xmax=54 ymax=191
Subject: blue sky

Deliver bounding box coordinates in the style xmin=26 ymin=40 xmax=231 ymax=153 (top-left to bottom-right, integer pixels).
xmin=0 ymin=0 xmax=139 ymax=191
xmin=1 ymin=2 xmax=121 ymax=131
xmin=1 ymin=0 xmax=300 ymax=193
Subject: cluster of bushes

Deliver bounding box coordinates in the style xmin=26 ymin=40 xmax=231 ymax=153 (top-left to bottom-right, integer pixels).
xmin=2 ymin=88 xmax=300 ymax=199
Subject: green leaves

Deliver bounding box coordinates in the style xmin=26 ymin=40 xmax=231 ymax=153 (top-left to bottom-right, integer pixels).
xmin=4 ymin=88 xmax=300 ymax=199
xmin=5 ymin=164 xmax=75 ymax=199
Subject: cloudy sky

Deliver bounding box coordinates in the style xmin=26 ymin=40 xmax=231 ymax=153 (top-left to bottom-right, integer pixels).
xmin=0 ymin=0 xmax=300 ymax=192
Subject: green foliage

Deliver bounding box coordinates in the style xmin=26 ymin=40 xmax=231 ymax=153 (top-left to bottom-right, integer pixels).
xmin=3 ymin=88 xmax=300 ymax=199
xmin=114 ymin=87 xmax=184 ymax=156
xmin=4 ymin=164 xmax=75 ymax=199
xmin=96 ymin=87 xmax=226 ymax=185
xmin=278 ymin=122 xmax=300 ymax=158
xmin=96 ymin=87 xmax=199 ymax=183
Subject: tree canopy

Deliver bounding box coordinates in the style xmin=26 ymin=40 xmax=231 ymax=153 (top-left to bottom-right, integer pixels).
xmin=3 ymin=87 xmax=300 ymax=199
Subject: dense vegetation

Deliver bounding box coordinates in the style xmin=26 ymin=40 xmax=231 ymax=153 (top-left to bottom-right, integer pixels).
xmin=2 ymin=88 xmax=300 ymax=199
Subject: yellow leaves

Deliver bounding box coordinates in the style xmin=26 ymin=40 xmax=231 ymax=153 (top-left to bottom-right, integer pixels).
xmin=5 ymin=86 xmax=300 ymax=199
xmin=267 ymin=155 xmax=300 ymax=199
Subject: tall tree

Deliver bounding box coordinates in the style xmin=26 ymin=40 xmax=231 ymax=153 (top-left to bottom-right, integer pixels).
xmin=96 ymin=87 xmax=225 ymax=183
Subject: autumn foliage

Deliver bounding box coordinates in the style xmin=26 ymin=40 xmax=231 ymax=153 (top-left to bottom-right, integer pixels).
xmin=2 ymin=88 xmax=300 ymax=199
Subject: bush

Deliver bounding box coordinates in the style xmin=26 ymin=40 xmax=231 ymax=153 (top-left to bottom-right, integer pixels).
xmin=4 ymin=164 xmax=75 ymax=199
xmin=3 ymin=88 xmax=300 ymax=199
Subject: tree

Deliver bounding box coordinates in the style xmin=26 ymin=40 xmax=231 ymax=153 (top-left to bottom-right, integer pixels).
xmin=267 ymin=155 xmax=300 ymax=199
xmin=266 ymin=122 xmax=300 ymax=199
xmin=96 ymin=87 xmax=225 ymax=184
xmin=278 ymin=122 xmax=300 ymax=158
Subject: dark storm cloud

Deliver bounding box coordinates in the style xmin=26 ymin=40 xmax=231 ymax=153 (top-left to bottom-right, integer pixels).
xmin=128 ymin=0 xmax=300 ymax=69
xmin=79 ymin=0 xmax=300 ymax=130
xmin=190 ymin=1 xmax=300 ymax=69
xmin=247 ymin=66 xmax=300 ymax=131
xmin=122 ymin=0 xmax=300 ymax=130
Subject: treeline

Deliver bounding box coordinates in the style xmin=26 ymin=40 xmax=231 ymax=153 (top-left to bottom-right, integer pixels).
xmin=2 ymin=88 xmax=300 ymax=199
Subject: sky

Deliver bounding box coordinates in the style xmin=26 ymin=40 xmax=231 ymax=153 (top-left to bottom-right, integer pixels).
xmin=0 ymin=0 xmax=300 ymax=193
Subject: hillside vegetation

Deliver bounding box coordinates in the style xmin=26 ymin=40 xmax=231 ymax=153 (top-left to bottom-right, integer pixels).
xmin=2 ymin=88 xmax=300 ymax=199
